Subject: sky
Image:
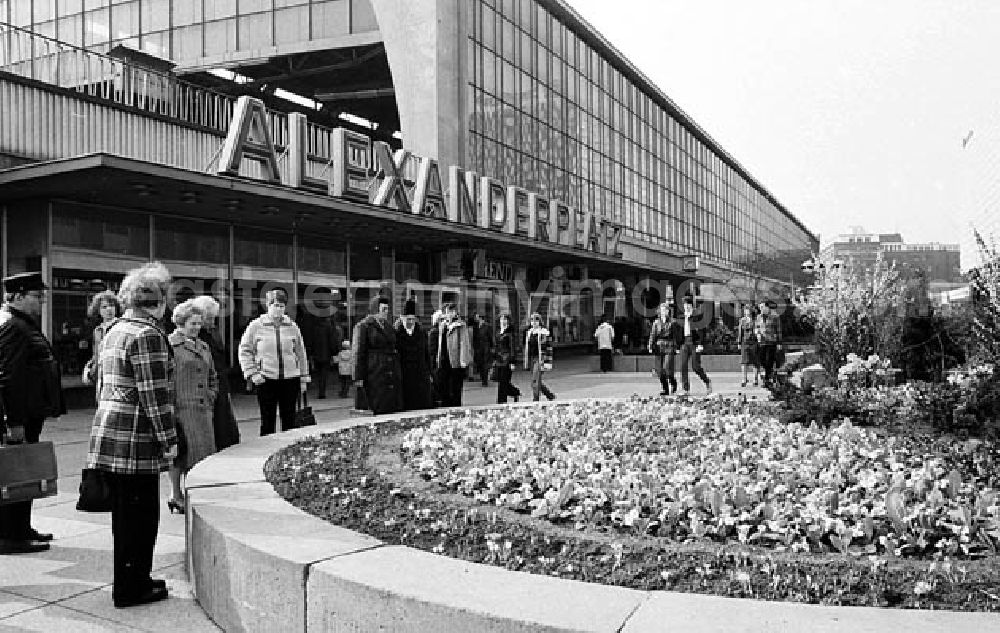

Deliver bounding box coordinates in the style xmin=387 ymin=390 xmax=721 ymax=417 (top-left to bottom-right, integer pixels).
xmin=565 ymin=0 xmax=1000 ymax=248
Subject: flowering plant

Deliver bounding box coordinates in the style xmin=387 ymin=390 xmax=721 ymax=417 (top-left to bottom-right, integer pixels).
xmin=837 ymin=354 xmax=893 ymax=389
xmin=399 ymin=398 xmax=1000 ymax=558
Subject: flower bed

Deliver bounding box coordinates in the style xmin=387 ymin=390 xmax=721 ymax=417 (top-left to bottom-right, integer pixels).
xmin=266 ymin=397 xmax=1000 ymax=610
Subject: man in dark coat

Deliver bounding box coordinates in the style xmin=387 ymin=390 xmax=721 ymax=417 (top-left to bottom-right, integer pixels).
xmin=0 ymin=272 xmax=65 ymax=555
xmin=352 ymin=295 xmax=402 ymax=414
xmin=474 ymin=314 xmax=494 ymax=386
xmin=301 ymin=287 xmax=342 ymax=399
xmin=395 ymin=299 xmax=433 ymax=411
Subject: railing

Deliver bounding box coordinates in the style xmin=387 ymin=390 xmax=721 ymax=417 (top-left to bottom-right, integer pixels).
xmin=0 ymin=22 xmax=346 ymax=164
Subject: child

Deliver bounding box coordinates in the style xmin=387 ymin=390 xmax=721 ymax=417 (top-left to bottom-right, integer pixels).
xmin=337 ymin=339 xmax=353 ymax=398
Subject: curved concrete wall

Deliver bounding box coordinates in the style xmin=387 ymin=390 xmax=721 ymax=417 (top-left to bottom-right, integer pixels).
xmin=186 ymin=409 xmax=1000 ymax=633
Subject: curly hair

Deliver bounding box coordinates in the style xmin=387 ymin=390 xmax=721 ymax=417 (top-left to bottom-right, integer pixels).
xmin=191 ymin=294 xmax=221 ymax=320
xmin=171 ymin=298 xmax=204 ymax=328
xmin=118 ymin=262 xmax=171 ymax=310
xmin=87 ymin=290 xmax=122 ymax=322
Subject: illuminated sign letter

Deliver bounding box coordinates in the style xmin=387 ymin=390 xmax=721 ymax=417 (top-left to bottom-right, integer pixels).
xmin=529 ymin=193 xmax=549 ymax=241
xmin=330 ymin=128 xmax=371 ymax=201
xmin=288 ymin=113 xmax=328 ymax=194
xmin=370 ymin=142 xmax=410 ymax=211
xmin=549 ymin=200 xmax=575 ymax=247
xmin=447 ymin=166 xmax=478 ymax=226
xmin=506 ymin=186 xmax=531 ymax=236
xmin=411 ymin=157 xmax=447 ymax=219
xmin=606 ymin=222 xmax=623 ymax=257
xmin=216 ymin=96 xmax=281 ymax=183
xmin=582 ymin=209 xmax=601 ymax=252
xmin=479 ymin=177 xmax=507 ymax=231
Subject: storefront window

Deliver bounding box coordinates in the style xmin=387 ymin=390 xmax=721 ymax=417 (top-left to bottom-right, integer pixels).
xmin=296 ymin=236 xmax=348 ymax=347
xmin=232 ymin=226 xmax=293 ymax=349
xmin=348 ymin=243 xmax=392 ymax=333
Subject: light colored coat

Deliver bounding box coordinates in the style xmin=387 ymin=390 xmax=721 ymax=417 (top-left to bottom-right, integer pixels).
xmin=87 ymin=310 xmax=177 ymax=474
xmin=238 ymin=313 xmax=310 ymax=381
xmin=436 ymin=319 xmax=473 ymax=369
xmin=595 ymin=322 xmax=615 ymax=350
xmin=169 ymin=330 xmax=218 ymax=471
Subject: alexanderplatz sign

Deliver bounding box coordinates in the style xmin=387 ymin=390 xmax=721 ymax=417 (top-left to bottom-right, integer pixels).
xmin=216 ymin=96 xmax=624 ymax=259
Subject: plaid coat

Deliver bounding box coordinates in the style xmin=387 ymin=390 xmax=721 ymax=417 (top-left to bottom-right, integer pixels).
xmin=86 ymin=310 xmax=178 ymax=474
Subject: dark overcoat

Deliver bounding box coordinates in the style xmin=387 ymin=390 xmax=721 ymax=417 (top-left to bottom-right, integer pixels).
xmin=198 ymin=328 xmax=240 ymax=451
xmin=0 ymin=306 xmax=65 ymax=431
xmin=352 ymin=316 xmax=402 ymax=414
xmin=395 ymin=321 xmax=433 ymax=411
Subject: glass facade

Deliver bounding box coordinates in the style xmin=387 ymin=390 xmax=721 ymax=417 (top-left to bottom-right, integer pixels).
xmin=464 ymin=0 xmax=816 ymax=284
xmin=1 ymin=0 xmax=377 ymax=62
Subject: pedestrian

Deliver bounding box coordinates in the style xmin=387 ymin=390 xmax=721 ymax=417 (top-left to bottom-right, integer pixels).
xmin=677 ymin=298 xmax=712 ymax=396
xmin=427 ymin=309 xmax=443 ymax=405
xmin=192 ymin=295 xmax=240 ymax=451
xmin=0 ymin=272 xmax=65 ymax=555
xmin=165 ymin=299 xmax=217 ymax=515
xmin=81 ymin=289 xmax=121 ymax=386
xmin=352 ymin=295 xmax=403 ymax=414
xmin=594 ymin=315 xmax=616 ymax=372
xmin=86 ymin=262 xmax=176 ymax=608
xmin=494 ymin=312 xmax=521 ymax=403
xmin=647 ymin=302 xmax=679 ymax=395
xmin=238 ymin=289 xmax=309 ymax=436
xmin=523 ymin=312 xmax=556 ymax=401
xmin=300 ymin=287 xmax=342 ymax=399
xmin=395 ymin=298 xmax=434 ymax=411
xmin=430 ymin=303 xmax=473 ymax=407
xmin=336 ymin=339 xmax=353 ymax=398
xmin=737 ymin=304 xmax=760 ymax=388
xmin=475 ymin=314 xmax=494 ymax=386
xmin=755 ymin=300 xmax=783 ymax=387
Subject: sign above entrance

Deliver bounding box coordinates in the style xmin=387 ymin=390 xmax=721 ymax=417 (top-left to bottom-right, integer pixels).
xmin=215 ymin=96 xmax=623 ymax=258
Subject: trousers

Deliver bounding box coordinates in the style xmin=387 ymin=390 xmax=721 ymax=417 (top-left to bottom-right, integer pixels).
xmin=0 ymin=418 xmax=43 ymax=540
xmin=677 ymin=341 xmax=710 ymax=392
xmin=654 ymin=352 xmax=677 ymax=394
xmin=107 ymin=472 xmax=160 ymax=600
xmin=256 ymin=377 xmax=300 ymax=436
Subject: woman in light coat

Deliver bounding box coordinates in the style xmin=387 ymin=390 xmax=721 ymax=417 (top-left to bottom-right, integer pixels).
xmin=166 ymin=299 xmax=217 ymax=514
xmin=238 ymin=289 xmax=309 ymax=436
xmin=523 ymin=312 xmax=555 ymax=401
xmin=87 ymin=262 xmax=177 ymax=608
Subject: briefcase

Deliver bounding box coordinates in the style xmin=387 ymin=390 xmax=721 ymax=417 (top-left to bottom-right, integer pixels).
xmin=0 ymin=441 xmax=58 ymax=505
xmin=295 ymin=393 xmax=317 ymax=427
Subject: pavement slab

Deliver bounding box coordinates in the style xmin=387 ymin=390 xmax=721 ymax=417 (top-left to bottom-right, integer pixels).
xmin=0 ymin=591 xmax=46 ymax=620
xmin=0 ymin=603 xmax=150 ymax=632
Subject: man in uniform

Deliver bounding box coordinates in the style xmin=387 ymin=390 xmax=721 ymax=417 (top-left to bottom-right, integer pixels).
xmin=0 ymin=272 xmax=65 ymax=555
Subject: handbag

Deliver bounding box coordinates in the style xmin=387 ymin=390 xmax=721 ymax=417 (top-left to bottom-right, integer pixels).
xmin=0 ymin=441 xmax=58 ymax=506
xmin=76 ymin=468 xmax=112 ymax=513
xmin=295 ymin=393 xmax=317 ymax=427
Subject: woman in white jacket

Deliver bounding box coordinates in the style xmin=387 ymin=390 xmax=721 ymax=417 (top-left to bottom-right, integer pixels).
xmin=238 ymin=289 xmax=309 ymax=435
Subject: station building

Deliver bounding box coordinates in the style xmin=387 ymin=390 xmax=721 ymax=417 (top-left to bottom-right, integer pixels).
xmin=0 ymin=0 xmax=817 ymax=386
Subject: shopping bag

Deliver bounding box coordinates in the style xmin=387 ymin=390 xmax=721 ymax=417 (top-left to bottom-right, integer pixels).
xmin=295 ymin=393 xmax=317 ymax=427
xmin=0 ymin=441 xmax=58 ymax=505
xmin=76 ymin=468 xmax=112 ymax=513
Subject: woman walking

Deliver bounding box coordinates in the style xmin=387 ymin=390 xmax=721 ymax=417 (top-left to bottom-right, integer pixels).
xmin=238 ymin=289 xmax=309 ymax=435
xmin=81 ymin=290 xmax=121 ymax=386
xmin=166 ymin=299 xmax=218 ymax=514
xmin=87 ymin=262 xmax=177 ymax=608
xmin=647 ymin=302 xmax=679 ymax=395
xmin=523 ymin=312 xmax=555 ymax=402
xmin=192 ymin=295 xmax=240 ymax=451
xmin=737 ymin=304 xmax=760 ymax=388
xmin=494 ymin=313 xmax=520 ymax=403
xmin=395 ymin=298 xmax=433 ymax=411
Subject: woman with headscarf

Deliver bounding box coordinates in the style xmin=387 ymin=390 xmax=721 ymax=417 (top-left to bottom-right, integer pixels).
xmin=395 ymin=298 xmax=433 ymax=411
xmin=192 ymin=295 xmax=240 ymax=450
xmin=86 ymin=262 xmax=176 ymax=608
xmin=165 ymin=299 xmax=217 ymax=515
xmin=352 ymin=295 xmax=402 ymax=414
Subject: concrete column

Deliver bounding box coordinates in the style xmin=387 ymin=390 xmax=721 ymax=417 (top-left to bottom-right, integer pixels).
xmin=369 ymin=0 xmax=464 ymax=170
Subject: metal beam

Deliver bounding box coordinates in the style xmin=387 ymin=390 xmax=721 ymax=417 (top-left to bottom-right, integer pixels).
xmin=315 ymin=88 xmax=395 ymax=102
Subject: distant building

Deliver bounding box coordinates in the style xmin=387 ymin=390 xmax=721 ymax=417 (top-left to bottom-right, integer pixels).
xmin=824 ymin=227 xmax=963 ymax=299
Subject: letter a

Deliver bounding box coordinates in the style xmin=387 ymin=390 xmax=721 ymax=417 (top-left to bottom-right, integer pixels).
xmin=216 ymin=96 xmax=281 ymax=183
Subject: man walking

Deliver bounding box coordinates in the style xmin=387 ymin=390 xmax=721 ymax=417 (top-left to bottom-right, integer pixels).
xmin=677 ymin=298 xmax=712 ymax=396
xmin=594 ymin=315 xmax=615 ymax=373
xmin=755 ymin=300 xmax=783 ymax=387
xmin=0 ymin=272 xmax=65 ymax=555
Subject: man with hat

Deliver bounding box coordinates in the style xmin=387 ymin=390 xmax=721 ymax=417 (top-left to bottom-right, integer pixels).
xmin=395 ymin=297 xmax=433 ymax=411
xmin=0 ymin=272 xmax=65 ymax=555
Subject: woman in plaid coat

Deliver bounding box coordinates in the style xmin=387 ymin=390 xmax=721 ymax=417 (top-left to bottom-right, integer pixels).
xmin=86 ymin=262 xmax=177 ymax=609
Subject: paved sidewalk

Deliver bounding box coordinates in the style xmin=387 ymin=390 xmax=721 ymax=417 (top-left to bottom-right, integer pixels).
xmin=0 ymin=357 xmax=766 ymax=631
